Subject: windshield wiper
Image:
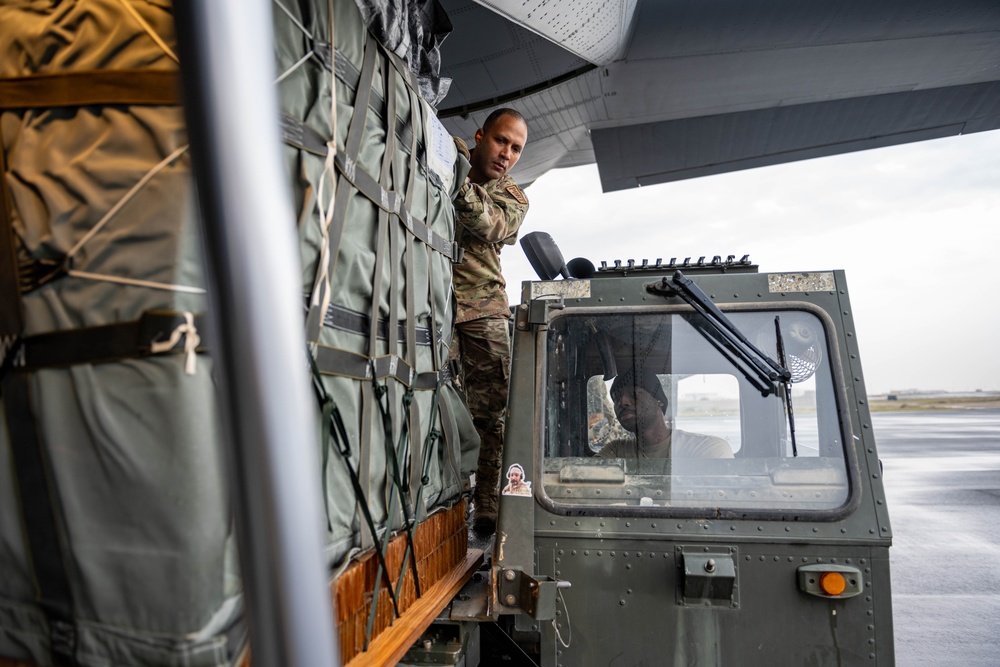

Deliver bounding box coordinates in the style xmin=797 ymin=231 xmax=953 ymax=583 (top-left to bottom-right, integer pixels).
xmin=648 ymin=271 xmax=791 ymax=397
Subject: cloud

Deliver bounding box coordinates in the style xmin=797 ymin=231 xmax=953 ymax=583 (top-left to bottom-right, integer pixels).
xmin=507 ymin=130 xmax=1000 ymax=392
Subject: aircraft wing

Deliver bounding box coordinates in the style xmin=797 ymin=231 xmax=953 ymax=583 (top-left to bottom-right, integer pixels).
xmin=437 ymin=0 xmax=1000 ymax=191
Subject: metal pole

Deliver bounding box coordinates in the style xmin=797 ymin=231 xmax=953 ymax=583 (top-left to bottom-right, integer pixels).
xmin=172 ymin=2 xmax=338 ymax=666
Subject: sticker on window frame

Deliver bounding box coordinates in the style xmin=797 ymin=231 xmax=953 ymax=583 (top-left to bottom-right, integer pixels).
xmin=501 ymin=463 xmax=532 ymax=496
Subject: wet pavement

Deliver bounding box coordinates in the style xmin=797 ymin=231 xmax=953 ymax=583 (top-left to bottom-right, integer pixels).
xmin=874 ymin=409 xmax=1000 ymax=666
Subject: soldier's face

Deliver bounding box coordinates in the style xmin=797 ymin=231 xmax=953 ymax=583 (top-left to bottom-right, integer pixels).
xmin=612 ymin=382 xmax=662 ymax=433
xmin=509 ymin=468 xmax=521 ymax=483
xmin=470 ymin=115 xmax=527 ymax=183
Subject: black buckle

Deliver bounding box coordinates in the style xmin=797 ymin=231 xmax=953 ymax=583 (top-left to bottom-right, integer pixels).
xmin=49 ymin=618 xmax=78 ymax=666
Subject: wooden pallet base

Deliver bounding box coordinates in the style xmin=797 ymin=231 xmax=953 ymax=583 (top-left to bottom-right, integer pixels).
xmin=336 ymin=499 xmax=472 ymax=664
xmin=344 ymin=545 xmax=482 ymax=667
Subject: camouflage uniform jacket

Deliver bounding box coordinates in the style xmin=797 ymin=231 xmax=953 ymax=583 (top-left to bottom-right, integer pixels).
xmin=452 ymin=137 xmax=529 ymax=323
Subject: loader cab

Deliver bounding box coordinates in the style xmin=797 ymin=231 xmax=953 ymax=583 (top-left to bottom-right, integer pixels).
xmin=484 ymin=234 xmax=892 ymax=666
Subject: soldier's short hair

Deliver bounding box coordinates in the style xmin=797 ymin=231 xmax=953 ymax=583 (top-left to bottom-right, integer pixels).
xmin=483 ymin=108 xmax=526 ymax=134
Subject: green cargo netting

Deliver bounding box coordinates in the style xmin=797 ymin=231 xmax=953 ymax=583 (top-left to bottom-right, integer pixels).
xmin=0 ymin=0 xmax=476 ymax=665
xmin=274 ymin=0 xmax=476 ymax=568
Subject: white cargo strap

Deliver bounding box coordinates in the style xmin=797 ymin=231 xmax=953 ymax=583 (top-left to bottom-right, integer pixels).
xmin=307 ymin=134 xmax=337 ymax=348
xmin=305 ymin=19 xmax=378 ymax=347
xmin=149 ymin=311 xmax=201 ymax=375
xmin=269 ymin=0 xmax=338 ymax=274
xmin=116 ymin=0 xmax=179 ymax=63
xmin=272 ymin=0 xmax=328 ymax=85
xmin=65 ymin=269 xmax=206 ymax=295
xmin=272 ymin=0 xmax=321 ymax=84
xmin=553 ymin=588 xmax=572 ymax=648
xmin=64 ymin=144 xmax=205 ymax=295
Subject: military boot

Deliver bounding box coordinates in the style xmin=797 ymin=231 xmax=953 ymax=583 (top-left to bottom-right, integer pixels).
xmin=472 ymin=461 xmax=501 ymax=535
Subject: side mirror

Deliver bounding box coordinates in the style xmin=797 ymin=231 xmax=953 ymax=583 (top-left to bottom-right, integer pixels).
xmin=520 ymin=232 xmax=595 ymax=280
xmin=566 ymin=256 xmax=596 ymax=279
xmin=520 ymin=231 xmax=565 ymax=280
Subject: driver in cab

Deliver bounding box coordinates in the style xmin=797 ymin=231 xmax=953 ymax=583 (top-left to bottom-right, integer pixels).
xmin=598 ymin=368 xmax=733 ymax=459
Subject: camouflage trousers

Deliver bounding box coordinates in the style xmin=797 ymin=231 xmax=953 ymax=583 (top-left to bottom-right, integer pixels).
xmin=450 ymin=316 xmax=511 ymax=521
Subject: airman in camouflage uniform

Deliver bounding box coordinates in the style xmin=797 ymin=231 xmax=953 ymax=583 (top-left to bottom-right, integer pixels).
xmin=451 ymin=108 xmax=529 ymax=535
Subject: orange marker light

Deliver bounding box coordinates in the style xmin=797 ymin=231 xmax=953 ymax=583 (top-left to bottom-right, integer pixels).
xmin=820 ymin=571 xmax=847 ymax=596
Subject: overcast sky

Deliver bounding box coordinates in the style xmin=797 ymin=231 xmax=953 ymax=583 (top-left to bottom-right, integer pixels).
xmin=504 ymin=130 xmax=1000 ymax=395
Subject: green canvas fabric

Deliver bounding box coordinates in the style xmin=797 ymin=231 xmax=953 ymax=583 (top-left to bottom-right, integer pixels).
xmin=0 ymin=1 xmax=478 ymax=664
xmin=275 ymin=0 xmax=477 ymax=570
xmin=0 ymin=2 xmax=241 ymax=665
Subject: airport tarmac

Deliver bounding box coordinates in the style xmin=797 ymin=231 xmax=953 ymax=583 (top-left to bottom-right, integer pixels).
xmin=874 ymin=409 xmax=1000 ymax=666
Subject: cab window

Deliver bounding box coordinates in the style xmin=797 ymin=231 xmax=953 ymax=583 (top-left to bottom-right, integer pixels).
xmin=542 ymin=308 xmax=851 ymax=516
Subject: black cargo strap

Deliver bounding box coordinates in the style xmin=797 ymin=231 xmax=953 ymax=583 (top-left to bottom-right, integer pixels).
xmin=7 ymin=311 xmax=206 ymax=372
xmin=413 ymin=387 xmax=442 ymax=510
xmin=407 ymin=396 xmax=423 ymax=522
xmin=2 ymin=372 xmax=80 ymax=666
xmin=382 ymin=64 xmax=400 ymax=358
xmin=435 ymin=386 xmax=464 ymax=492
xmin=1 ymin=137 xmax=78 ymax=665
xmin=307 ymin=354 xmax=399 ymax=617
xmin=0 ymin=142 xmax=24 ymax=348
xmin=279 ymin=113 xmax=329 ymax=157
xmin=407 ymin=385 xmax=445 ymax=577
xmin=16 ymin=256 xmax=66 ymax=295
xmin=396 ymin=81 xmax=417 ymax=370
xmin=367 ymin=377 xmax=422 ymax=645
xmin=323 ymin=302 xmax=438 ymax=347
xmin=358 ymin=381 xmax=376 ymax=552
xmin=0 ymin=69 xmax=181 ymax=109
xmin=280 ymin=114 xmax=461 ymax=263
xmin=312 ymin=345 xmax=451 ymax=390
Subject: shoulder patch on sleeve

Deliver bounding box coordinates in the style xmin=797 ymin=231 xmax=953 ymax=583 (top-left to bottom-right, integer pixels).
xmin=453 ymin=136 xmax=471 ymax=160
xmin=505 ymin=183 xmax=528 ymax=206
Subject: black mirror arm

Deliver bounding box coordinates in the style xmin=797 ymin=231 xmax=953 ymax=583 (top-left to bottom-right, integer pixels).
xmin=774 ymin=315 xmax=799 ymax=457
xmin=687 ymin=316 xmax=777 ymax=396
xmin=648 ymin=270 xmax=792 ymax=396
